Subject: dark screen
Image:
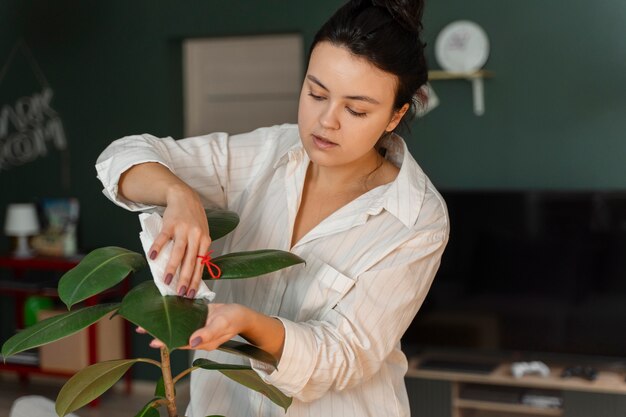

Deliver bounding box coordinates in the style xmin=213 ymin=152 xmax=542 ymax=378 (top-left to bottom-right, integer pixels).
xmin=404 ymin=191 xmax=626 ymax=360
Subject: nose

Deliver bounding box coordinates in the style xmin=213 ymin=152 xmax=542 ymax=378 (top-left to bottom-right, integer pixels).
xmin=319 ymin=103 xmax=340 ymax=130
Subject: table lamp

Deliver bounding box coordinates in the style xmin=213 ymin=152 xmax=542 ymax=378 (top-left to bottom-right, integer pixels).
xmin=4 ymin=203 xmax=40 ymax=258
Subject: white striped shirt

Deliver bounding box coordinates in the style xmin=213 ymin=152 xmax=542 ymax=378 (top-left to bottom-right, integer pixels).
xmin=96 ymin=124 xmax=449 ymax=417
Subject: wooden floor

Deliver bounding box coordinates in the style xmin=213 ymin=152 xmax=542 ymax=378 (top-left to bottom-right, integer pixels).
xmin=0 ymin=373 xmax=190 ymax=417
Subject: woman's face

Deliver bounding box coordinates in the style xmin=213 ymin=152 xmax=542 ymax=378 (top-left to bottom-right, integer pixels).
xmin=297 ymin=41 xmax=407 ymax=169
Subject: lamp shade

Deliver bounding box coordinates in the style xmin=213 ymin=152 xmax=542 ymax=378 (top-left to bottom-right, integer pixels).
xmin=4 ymin=203 xmax=40 ymax=236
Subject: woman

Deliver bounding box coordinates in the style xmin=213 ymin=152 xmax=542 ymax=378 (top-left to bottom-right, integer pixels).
xmin=96 ymin=0 xmax=449 ymax=415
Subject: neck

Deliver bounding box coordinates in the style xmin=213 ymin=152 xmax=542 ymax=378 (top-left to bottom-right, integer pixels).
xmin=308 ymin=149 xmax=383 ymax=193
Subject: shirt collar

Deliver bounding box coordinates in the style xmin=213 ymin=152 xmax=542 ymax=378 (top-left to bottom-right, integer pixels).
xmin=273 ymin=133 xmax=426 ymax=229
xmin=377 ymin=133 xmax=426 ymax=229
xmin=273 ymin=141 xmax=302 ymax=169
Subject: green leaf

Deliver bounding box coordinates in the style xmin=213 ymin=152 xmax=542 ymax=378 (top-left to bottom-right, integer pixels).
xmin=193 ymin=358 xmax=292 ymax=412
xmin=134 ymin=399 xmax=161 ymax=417
xmin=218 ymin=340 xmax=277 ymax=369
xmin=206 ymin=209 xmax=240 ymax=241
xmin=56 ymin=359 xmax=141 ymax=416
xmin=118 ymin=281 xmax=207 ymax=350
xmin=1 ymin=303 xmax=119 ymax=358
xmin=206 ymin=250 xmax=305 ymax=280
xmin=193 ymin=362 xmax=256 ymax=371
xmin=154 ymin=376 xmax=166 ymax=398
xmin=59 ymin=247 xmax=146 ymax=309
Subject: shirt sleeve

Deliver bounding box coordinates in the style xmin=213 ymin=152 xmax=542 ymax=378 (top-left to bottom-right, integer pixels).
xmin=250 ymin=213 xmax=449 ymax=402
xmin=95 ymin=125 xmax=291 ymax=212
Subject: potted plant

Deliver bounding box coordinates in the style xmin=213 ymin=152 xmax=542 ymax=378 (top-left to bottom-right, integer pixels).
xmin=1 ymin=209 xmax=304 ymax=417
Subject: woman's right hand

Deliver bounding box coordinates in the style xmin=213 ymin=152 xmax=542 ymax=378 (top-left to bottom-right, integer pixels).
xmin=149 ymin=183 xmax=212 ymax=298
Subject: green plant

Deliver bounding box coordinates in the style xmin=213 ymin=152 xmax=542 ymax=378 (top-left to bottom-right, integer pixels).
xmin=1 ymin=209 xmax=304 ymax=417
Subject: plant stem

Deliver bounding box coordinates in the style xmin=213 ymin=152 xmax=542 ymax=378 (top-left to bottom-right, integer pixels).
xmin=160 ymin=347 xmax=178 ymax=417
xmin=151 ymin=398 xmax=169 ymax=407
xmin=136 ymin=358 xmax=163 ymax=368
xmin=173 ymin=365 xmax=200 ymax=385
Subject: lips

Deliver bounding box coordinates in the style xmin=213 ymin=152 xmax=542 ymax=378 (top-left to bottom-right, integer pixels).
xmin=312 ymin=134 xmax=338 ymax=150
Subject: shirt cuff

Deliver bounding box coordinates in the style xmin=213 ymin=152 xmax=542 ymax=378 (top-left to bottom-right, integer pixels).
xmin=249 ymin=317 xmax=317 ymax=396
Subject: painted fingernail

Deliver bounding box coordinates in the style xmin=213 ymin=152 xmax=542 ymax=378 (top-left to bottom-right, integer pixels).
xmin=150 ymin=250 xmax=157 ymax=260
xmin=178 ymin=286 xmax=187 ymax=296
xmin=190 ymin=337 xmax=202 ymax=348
xmin=187 ymin=289 xmax=196 ymax=299
xmin=164 ymin=273 xmax=173 ymax=285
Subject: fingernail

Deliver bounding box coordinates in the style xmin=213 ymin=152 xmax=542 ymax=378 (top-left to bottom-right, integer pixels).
xmin=150 ymin=250 xmax=157 ymax=260
xmin=164 ymin=273 xmax=173 ymax=285
xmin=178 ymin=286 xmax=187 ymax=296
xmin=190 ymin=337 xmax=202 ymax=348
xmin=187 ymin=289 xmax=196 ymax=299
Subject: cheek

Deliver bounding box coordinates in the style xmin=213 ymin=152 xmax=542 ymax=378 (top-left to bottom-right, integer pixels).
xmin=345 ymin=114 xmax=388 ymax=137
xmin=297 ymin=93 xmax=310 ymax=126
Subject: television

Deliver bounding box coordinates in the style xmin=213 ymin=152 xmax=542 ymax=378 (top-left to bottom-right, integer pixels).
xmin=403 ymin=190 xmax=626 ymax=364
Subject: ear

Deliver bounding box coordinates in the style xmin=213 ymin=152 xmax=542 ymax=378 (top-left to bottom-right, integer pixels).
xmin=385 ymin=103 xmax=410 ymax=132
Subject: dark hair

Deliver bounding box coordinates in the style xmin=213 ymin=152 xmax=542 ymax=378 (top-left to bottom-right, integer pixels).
xmin=310 ymin=0 xmax=428 ymax=126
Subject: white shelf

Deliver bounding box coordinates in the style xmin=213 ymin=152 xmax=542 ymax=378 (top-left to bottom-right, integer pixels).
xmin=455 ymin=398 xmax=562 ymax=416
xmin=407 ymin=360 xmax=626 ymax=395
xmin=426 ymin=70 xmax=494 ymax=115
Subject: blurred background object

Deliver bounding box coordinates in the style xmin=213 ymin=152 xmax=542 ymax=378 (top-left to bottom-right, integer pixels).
xmin=4 ymin=203 xmax=40 ymax=258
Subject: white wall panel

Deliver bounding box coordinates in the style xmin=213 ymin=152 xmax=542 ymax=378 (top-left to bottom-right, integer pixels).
xmin=183 ymin=34 xmax=303 ymax=136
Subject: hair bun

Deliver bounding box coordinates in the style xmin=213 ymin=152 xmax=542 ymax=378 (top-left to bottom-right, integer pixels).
xmin=371 ymin=0 xmax=424 ymax=33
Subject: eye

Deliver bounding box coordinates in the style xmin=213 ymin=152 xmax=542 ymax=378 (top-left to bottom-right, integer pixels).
xmin=308 ymin=92 xmax=325 ymax=101
xmin=347 ymin=108 xmax=367 ymax=118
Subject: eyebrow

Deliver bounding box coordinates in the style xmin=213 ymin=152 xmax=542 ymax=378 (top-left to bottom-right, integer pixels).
xmin=306 ymin=75 xmax=381 ymax=105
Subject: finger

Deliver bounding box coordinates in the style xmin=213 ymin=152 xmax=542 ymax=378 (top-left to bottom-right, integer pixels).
xmin=149 ymin=338 xmax=164 ymax=349
xmin=188 ymin=332 xmax=232 ymax=351
xmin=188 ymin=315 xmax=227 ymax=349
xmin=188 ymin=324 xmax=213 ymax=349
xmin=185 ymin=260 xmax=203 ymax=299
xmin=178 ymin=304 xmax=222 ymax=348
xmin=149 ymin=230 xmax=172 ymax=261
xmin=165 ymin=237 xmax=187 ymax=295
xmin=135 ymin=326 xmax=147 ymax=334
xmin=186 ymin=238 xmax=212 ymax=298
xmin=178 ymin=236 xmax=201 ymax=297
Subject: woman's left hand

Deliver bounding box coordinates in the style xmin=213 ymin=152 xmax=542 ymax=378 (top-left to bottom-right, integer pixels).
xmin=145 ymin=302 xmax=284 ymax=360
xmin=147 ymin=303 xmax=250 ymax=351
xmin=188 ymin=303 xmax=250 ymax=350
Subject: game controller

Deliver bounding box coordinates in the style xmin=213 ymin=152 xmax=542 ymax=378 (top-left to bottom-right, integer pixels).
xmin=511 ymin=361 xmax=550 ymax=378
xmin=561 ymin=365 xmax=598 ymax=381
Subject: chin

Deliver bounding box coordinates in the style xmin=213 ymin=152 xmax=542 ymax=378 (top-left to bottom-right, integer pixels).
xmin=302 ymin=144 xmax=340 ymax=167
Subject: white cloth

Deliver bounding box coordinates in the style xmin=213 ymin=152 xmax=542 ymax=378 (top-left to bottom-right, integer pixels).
xmin=96 ymin=124 xmax=449 ymax=417
xmin=138 ymin=212 xmax=215 ymax=300
xmin=9 ymin=396 xmax=79 ymax=417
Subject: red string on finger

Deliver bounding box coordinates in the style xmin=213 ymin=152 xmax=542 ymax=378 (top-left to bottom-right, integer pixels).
xmin=198 ymin=250 xmax=222 ymax=279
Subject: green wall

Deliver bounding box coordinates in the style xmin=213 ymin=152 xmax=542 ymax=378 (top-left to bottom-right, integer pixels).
xmin=417 ymin=0 xmax=626 ymax=189
xmin=0 ymin=0 xmax=346 ymax=254
xmin=0 ymin=0 xmax=625 ymax=380
xmin=2 ymin=0 xmax=625 ymax=249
